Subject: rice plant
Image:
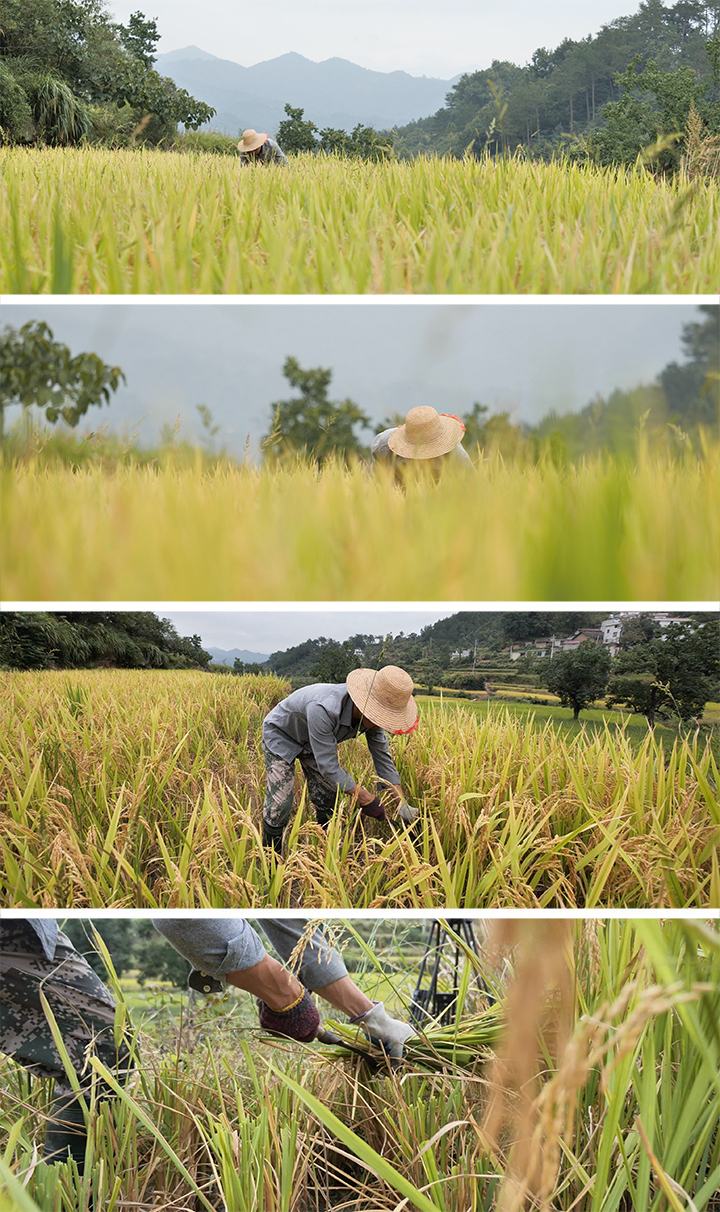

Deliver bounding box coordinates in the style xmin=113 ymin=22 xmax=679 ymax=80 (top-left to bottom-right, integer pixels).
xmin=1 ymin=918 xmax=718 ymax=1211
xmin=2 ymin=446 xmax=718 ymax=600
xmin=1 ymin=671 xmax=717 ymax=909
xmin=1 ymin=146 xmax=718 ymax=293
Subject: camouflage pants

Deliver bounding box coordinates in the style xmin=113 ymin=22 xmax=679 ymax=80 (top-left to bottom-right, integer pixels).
xmin=0 ymin=921 xmax=132 ymax=1166
xmin=262 ymin=744 xmax=339 ymax=830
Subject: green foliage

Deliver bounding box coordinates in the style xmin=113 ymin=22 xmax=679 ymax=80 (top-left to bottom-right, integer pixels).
xmin=116 ymin=10 xmax=160 ymax=67
xmin=21 ymin=72 xmax=93 ymax=145
xmin=263 ymin=355 xmax=371 ymax=464
xmin=232 ymin=658 xmax=267 ymax=675
xmin=0 ymin=320 xmax=124 ymax=442
xmin=543 ymin=641 xmax=613 ymax=720
xmin=312 ymin=640 xmax=360 ymax=683
xmin=275 ymin=102 xmax=396 ymax=160
xmin=0 ymin=62 xmax=33 ymax=143
xmin=393 ymin=1 xmax=720 ymax=164
xmin=275 ymin=103 xmax=319 ymax=153
xmin=0 ymin=611 xmax=211 ymax=671
xmin=61 ymin=918 xmax=191 ymax=986
xmin=590 ymin=45 xmax=720 ymax=169
xmin=607 ymin=619 xmax=720 ymax=725
xmin=0 ymin=0 xmax=214 ymax=146
xmin=172 ymin=128 xmax=240 ymax=155
xmin=111 ymin=55 xmax=216 ymax=134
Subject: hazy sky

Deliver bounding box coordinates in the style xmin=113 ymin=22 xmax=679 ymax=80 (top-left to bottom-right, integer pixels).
xmin=1 ymin=302 xmax=697 ymax=457
xmin=108 ymin=0 xmax=639 ymax=78
xmin=162 ymin=609 xmax=455 ymax=653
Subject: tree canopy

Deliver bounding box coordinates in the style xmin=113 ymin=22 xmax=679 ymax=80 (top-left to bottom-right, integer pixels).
xmin=0 ymin=1 xmax=215 ymax=146
xmin=263 ymin=356 xmax=372 ymax=464
xmin=0 ymin=612 xmax=211 ymax=671
xmin=542 ymin=642 xmax=613 ymax=720
xmin=0 ymin=320 xmax=125 ymax=442
xmin=607 ymin=618 xmax=720 ymax=725
xmin=276 ymin=103 xmax=395 ymax=160
xmin=391 ymin=1 xmax=720 ymax=168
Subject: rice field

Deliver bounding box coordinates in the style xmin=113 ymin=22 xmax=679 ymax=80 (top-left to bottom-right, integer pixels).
xmin=1 ymin=671 xmax=718 ymax=910
xmin=1 ymin=918 xmax=719 ymax=1211
xmin=2 ymin=447 xmax=718 ymax=600
xmin=1 ymin=146 xmax=718 ymax=293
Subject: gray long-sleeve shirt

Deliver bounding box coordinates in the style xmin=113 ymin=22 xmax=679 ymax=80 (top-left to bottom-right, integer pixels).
xmin=240 ymin=137 xmax=288 ymax=166
xmin=371 ymin=427 xmax=474 ymax=468
xmin=152 ymin=918 xmax=347 ymax=989
xmin=262 ymin=682 xmax=401 ymax=793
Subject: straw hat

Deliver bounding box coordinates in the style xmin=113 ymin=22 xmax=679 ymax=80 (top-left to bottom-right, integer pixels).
xmin=237 ymin=129 xmax=268 ymax=153
xmin=346 ymin=666 xmax=418 ymax=735
xmin=388 ymin=406 xmax=465 ymax=459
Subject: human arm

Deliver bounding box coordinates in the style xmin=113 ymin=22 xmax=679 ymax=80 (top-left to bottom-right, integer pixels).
xmin=267 ymin=138 xmax=289 ymax=165
xmin=152 ymin=918 xmax=320 ymax=1039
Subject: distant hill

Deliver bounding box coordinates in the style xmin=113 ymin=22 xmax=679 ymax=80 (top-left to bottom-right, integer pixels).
xmin=155 ymin=48 xmax=460 ymax=136
xmin=207 ymin=647 xmax=270 ymax=666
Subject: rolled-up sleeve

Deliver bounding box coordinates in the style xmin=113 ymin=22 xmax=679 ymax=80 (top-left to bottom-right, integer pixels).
xmin=306 ymin=703 xmax=356 ymax=793
xmin=152 ymin=919 xmax=266 ymax=977
xmin=259 ymin=920 xmax=348 ymax=989
xmin=365 ymin=728 xmax=401 ymax=784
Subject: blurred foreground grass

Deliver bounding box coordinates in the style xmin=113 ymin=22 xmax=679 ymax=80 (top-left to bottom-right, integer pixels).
xmin=2 ymin=448 xmax=718 ymax=599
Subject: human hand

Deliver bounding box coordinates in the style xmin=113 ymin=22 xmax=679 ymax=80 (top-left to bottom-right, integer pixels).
xmin=354 ymin=1002 xmax=415 ymax=1059
xmin=394 ymin=801 xmax=419 ymax=825
xmin=359 ymin=796 xmax=386 ymax=821
xmin=258 ymin=989 xmax=320 ymax=1042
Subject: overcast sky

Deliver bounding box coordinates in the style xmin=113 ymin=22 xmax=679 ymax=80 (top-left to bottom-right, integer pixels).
xmin=162 ymin=609 xmax=455 ymax=653
xmin=1 ymin=302 xmax=697 ymax=457
xmin=108 ymin=0 xmax=640 ymax=78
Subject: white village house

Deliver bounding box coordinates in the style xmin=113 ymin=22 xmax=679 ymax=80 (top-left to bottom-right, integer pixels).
xmin=507 ymin=612 xmax=692 ymax=661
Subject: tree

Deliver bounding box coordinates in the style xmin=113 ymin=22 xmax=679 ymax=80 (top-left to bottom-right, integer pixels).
xmin=414 ymin=657 xmax=444 ymax=695
xmin=263 ymin=356 xmax=371 ymax=464
xmin=312 ymin=641 xmax=358 ymax=683
xmin=0 ymin=611 xmax=211 ymax=670
xmin=591 ymin=41 xmax=720 ymax=170
xmin=0 ymin=321 xmax=125 ymax=444
xmin=0 ymin=0 xmax=215 ymax=146
xmin=275 ymin=104 xmax=319 ymax=153
xmin=607 ymin=619 xmax=720 ymax=726
xmin=116 ymin=11 xmax=160 ymax=66
xmin=61 ymin=918 xmax=190 ymax=986
xmin=659 ymin=304 xmax=719 ymax=431
xmin=543 ymin=641 xmax=612 ymax=720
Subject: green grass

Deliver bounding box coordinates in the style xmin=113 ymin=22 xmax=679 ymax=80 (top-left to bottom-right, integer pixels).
xmin=417 ymin=693 xmax=687 ymax=743
xmin=1 ymin=919 xmax=719 ymax=1211
xmin=2 ymin=446 xmax=718 ymax=599
xmin=2 ymin=146 xmax=718 ymax=293
xmin=1 ymin=671 xmax=718 ymax=909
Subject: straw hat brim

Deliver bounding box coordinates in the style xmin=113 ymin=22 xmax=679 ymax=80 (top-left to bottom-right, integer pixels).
xmin=238 ymin=132 xmax=268 ymax=153
xmin=388 ymin=414 xmax=465 ymax=459
xmin=346 ymin=668 xmax=418 ymax=735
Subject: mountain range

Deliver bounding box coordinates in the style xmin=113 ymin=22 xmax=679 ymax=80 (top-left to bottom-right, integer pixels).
xmin=206 ymin=647 xmax=270 ymax=666
xmin=156 ymin=47 xmax=460 ymax=136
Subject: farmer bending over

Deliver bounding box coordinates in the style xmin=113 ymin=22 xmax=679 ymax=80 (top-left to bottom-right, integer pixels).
xmin=261 ymin=665 xmax=419 ymax=855
xmin=0 ymin=919 xmax=133 ymax=1171
xmin=238 ymin=128 xmax=289 ymax=165
xmin=153 ymin=917 xmax=414 ymax=1057
xmin=372 ymin=406 xmax=474 ymax=477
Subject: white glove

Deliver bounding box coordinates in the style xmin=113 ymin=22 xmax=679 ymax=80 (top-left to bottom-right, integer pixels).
xmin=356 ymin=1002 xmax=415 ymax=1058
xmin=395 ymin=801 xmax=419 ymax=825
